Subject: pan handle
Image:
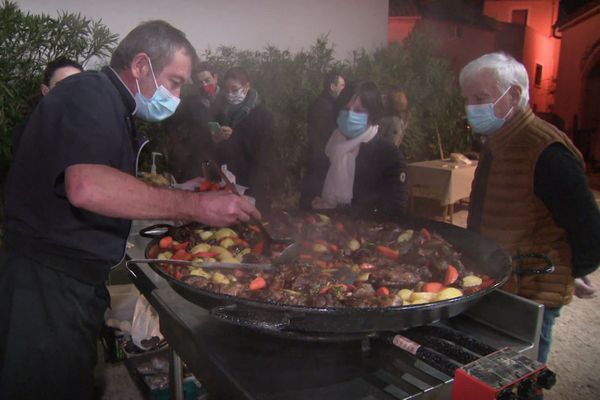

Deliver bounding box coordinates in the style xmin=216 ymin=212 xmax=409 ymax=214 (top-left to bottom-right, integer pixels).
xmin=139 ymin=223 xmax=174 ymax=238
xmin=511 ymin=253 xmax=555 ymax=276
xmin=210 ymin=304 xmax=291 ymax=331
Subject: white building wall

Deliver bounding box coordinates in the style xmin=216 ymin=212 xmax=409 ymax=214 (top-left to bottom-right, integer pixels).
xmin=15 ymin=0 xmax=388 ymax=64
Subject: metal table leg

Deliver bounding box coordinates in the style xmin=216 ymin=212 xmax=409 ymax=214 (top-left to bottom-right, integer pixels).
xmin=169 ymin=348 xmax=184 ymax=400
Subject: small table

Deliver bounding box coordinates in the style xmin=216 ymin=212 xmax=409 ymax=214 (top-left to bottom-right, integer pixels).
xmin=407 ymin=159 xmax=477 ymax=223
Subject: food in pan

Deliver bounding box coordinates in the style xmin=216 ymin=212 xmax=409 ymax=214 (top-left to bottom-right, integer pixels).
xmin=138 ymin=172 xmax=173 ymax=188
xmin=152 ymin=213 xmax=495 ymax=308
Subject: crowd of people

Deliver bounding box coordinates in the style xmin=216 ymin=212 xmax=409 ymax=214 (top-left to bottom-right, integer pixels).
xmin=1 ymin=18 xmax=599 ymax=400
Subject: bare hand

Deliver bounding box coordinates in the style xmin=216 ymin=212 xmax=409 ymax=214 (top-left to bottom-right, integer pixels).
xmin=192 ymin=191 xmax=261 ymax=226
xmin=212 ymin=126 xmax=233 ymax=143
xmin=574 ymin=276 xmax=597 ymax=299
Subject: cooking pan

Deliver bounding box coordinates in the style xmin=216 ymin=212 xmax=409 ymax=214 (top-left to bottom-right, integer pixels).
xmin=136 ymin=216 xmax=552 ymax=336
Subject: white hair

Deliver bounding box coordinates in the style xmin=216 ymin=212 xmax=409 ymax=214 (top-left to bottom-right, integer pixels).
xmin=459 ymin=52 xmax=530 ymax=110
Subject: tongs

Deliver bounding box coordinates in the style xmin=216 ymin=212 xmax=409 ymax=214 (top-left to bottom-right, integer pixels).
xmin=201 ymin=160 xmax=294 ymax=257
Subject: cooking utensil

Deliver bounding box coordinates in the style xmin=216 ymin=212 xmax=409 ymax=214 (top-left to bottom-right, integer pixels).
xmin=139 ymin=215 xmax=518 ymax=334
xmin=201 ymin=160 xmax=294 ymax=255
xmin=127 ymin=258 xmax=273 ymax=270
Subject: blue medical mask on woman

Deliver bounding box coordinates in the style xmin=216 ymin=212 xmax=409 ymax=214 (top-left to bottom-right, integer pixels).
xmin=465 ymin=87 xmax=513 ymax=136
xmin=337 ymin=110 xmax=369 ymax=139
xmin=134 ymin=57 xmax=180 ymax=122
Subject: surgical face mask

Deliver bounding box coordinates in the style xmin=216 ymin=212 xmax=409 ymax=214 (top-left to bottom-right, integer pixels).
xmin=226 ymin=87 xmax=246 ymax=105
xmin=134 ymin=57 xmax=180 ymax=122
xmin=203 ymin=83 xmax=217 ymax=97
xmin=465 ymin=87 xmax=513 ymax=136
xmin=337 ymin=110 xmax=369 ymax=139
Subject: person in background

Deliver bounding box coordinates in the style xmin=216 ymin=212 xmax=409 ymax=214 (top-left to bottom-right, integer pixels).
xmin=0 ymin=20 xmax=258 ymax=400
xmin=212 ymin=66 xmax=273 ymax=211
xmin=40 ymin=57 xmax=83 ymax=96
xmin=459 ymin=52 xmax=600 ymax=365
xmin=311 ymin=80 xmax=408 ymax=217
xmin=379 ymin=86 xmax=410 ymax=147
xmin=163 ymin=60 xmax=218 ymax=182
xmin=11 ymin=57 xmax=84 ymax=154
xmin=299 ymin=71 xmax=346 ymax=209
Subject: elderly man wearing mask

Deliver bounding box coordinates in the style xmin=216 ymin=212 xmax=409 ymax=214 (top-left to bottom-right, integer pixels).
xmin=459 ymin=52 xmax=600 ymax=365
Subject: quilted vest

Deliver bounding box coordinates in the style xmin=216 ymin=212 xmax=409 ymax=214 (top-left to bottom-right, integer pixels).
xmin=470 ymin=108 xmax=582 ymax=307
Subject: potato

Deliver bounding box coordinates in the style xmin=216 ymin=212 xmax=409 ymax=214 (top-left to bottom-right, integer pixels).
xmin=189 ymin=268 xmax=210 ymax=279
xmin=347 ymin=239 xmax=361 ymax=251
xmin=209 ymin=246 xmax=233 ymax=261
xmin=199 ymin=230 xmax=214 ymax=241
xmin=462 ymin=275 xmax=483 ymax=288
xmin=157 ymin=251 xmax=173 ymax=260
xmin=435 ymin=287 xmax=463 ymax=301
xmin=410 ymin=298 xmax=430 ymax=305
xmin=211 ymin=272 xmax=230 ymax=285
xmin=409 ymin=291 xmax=436 ymax=303
xmin=357 ymin=273 xmax=370 ymax=282
xmin=214 ymin=228 xmax=238 ymax=241
xmin=312 ymin=243 xmax=329 ymax=253
xmin=398 ymin=289 xmax=413 ymax=301
xmin=220 ymin=238 xmax=235 ymax=249
xmin=189 ymin=243 xmax=211 ymax=254
xmin=317 ymin=214 xmax=331 ymax=223
xmin=397 ymin=229 xmax=414 ymax=243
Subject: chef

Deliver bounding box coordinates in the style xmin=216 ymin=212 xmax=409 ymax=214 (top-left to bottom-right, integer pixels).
xmin=0 ymin=20 xmax=259 ymax=399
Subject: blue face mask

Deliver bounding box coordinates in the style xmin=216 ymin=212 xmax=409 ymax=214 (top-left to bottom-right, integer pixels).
xmin=337 ymin=110 xmax=369 ymax=139
xmin=465 ymin=87 xmax=513 ymax=136
xmin=134 ymin=57 xmax=180 ymax=122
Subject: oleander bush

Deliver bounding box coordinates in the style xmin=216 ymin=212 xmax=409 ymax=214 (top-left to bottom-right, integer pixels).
xmin=0 ymin=0 xmax=118 ymax=232
xmin=1 ymin=0 xmax=469 ymax=216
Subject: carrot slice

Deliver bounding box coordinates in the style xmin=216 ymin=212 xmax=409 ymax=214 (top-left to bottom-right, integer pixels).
xmin=159 ymin=236 xmax=173 ymax=249
xmin=376 ymin=245 xmax=399 ymax=259
xmin=422 ymin=282 xmax=444 ymax=293
xmin=420 ymin=228 xmax=432 ymax=241
xmin=444 ymin=265 xmax=459 ymax=285
xmin=376 ymin=287 xmax=390 ymax=296
xmin=249 ymin=277 xmax=267 ymax=291
xmin=173 ymin=241 xmax=189 ymax=251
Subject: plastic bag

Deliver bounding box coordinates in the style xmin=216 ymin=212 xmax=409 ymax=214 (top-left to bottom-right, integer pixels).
xmin=131 ymin=295 xmax=163 ymax=350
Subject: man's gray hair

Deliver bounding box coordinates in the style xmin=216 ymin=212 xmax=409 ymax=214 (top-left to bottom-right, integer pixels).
xmin=459 ymin=52 xmax=530 ymax=110
xmin=110 ymin=20 xmax=197 ymax=74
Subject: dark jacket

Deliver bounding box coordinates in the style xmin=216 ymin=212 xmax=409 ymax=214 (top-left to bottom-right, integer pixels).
xmin=352 ymin=133 xmax=409 ymax=217
xmin=163 ymin=88 xmax=215 ymax=182
xmin=300 ymin=91 xmax=338 ymax=208
xmin=214 ymin=105 xmax=273 ymax=211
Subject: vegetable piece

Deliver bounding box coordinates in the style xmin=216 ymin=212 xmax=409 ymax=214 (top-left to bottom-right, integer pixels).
xmin=356 ymin=273 xmax=370 ymax=282
xmin=220 ymin=238 xmax=235 ymax=248
xmin=190 ymin=243 xmax=211 ymax=254
xmin=171 ymin=249 xmax=193 ymax=261
xmin=409 ymin=292 xmax=436 ymax=302
xmin=444 ymin=265 xmax=459 ymax=285
xmin=347 ymin=239 xmax=361 ymax=251
xmin=435 ymin=287 xmax=463 ymax=301
xmin=376 ymin=287 xmax=390 ymax=296
xmin=157 ymin=251 xmax=173 ymax=260
xmin=359 ymin=263 xmax=376 ymax=271
xmin=335 ymin=222 xmax=345 ymax=232
xmin=189 ymin=268 xmax=210 ymax=279
xmin=306 ymin=215 xmax=317 ymax=224
xmin=317 ymin=214 xmax=331 ymax=223
xmin=198 ymin=180 xmax=213 ymax=192
xmin=212 ymin=272 xmax=230 ymax=285
xmin=397 ymin=289 xmax=413 ymax=301
xmin=376 ymin=245 xmax=399 ymax=259
xmin=397 ymin=229 xmax=414 ymax=243
xmin=173 ymin=241 xmax=189 ymax=251
xmin=220 ymin=257 xmax=240 ymax=264
xmin=422 ymin=282 xmax=444 ymax=293
xmin=214 ymin=228 xmax=238 ymax=240
xmin=249 ymin=277 xmax=267 ymax=291
xmin=159 ymin=236 xmax=173 ymax=249
xmin=420 ymin=228 xmax=432 ymax=241
xmin=192 ymin=251 xmax=219 ymax=259
xmin=462 ymin=275 xmax=483 ymax=288
xmin=199 ymin=230 xmax=214 ymax=241
xmin=252 ymin=240 xmax=264 ymax=255
xmin=312 ymin=243 xmax=329 ymax=253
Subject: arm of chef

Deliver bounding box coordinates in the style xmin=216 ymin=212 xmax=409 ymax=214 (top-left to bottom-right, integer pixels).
xmin=64 ymin=164 xmax=260 ymax=226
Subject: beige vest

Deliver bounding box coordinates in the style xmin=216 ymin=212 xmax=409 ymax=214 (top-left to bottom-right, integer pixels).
xmin=473 ymin=108 xmax=582 ymax=307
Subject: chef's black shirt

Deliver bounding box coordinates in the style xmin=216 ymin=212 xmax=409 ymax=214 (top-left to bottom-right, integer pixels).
xmin=3 ymin=67 xmax=138 ymax=285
